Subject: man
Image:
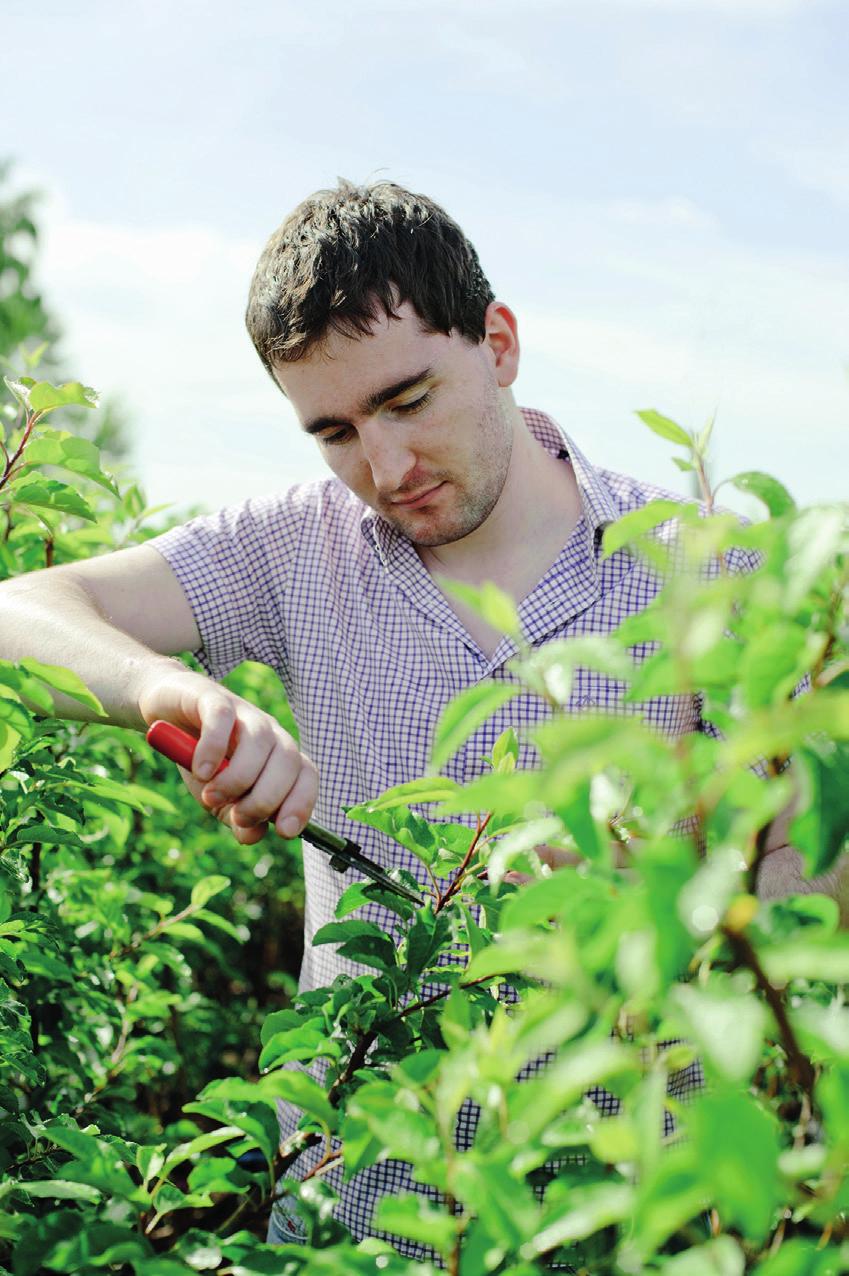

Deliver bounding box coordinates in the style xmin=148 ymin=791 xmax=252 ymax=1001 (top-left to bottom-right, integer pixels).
xmin=0 ymin=180 xmax=841 ymax=1253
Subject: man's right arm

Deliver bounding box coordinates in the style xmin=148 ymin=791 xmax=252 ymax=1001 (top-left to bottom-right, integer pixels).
xmin=0 ymin=545 xmax=202 ymax=728
xmin=0 ymin=546 xmax=318 ymax=844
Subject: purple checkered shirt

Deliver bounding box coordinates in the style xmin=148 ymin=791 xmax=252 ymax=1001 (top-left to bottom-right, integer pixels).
xmin=149 ymin=408 xmax=759 ymax=1255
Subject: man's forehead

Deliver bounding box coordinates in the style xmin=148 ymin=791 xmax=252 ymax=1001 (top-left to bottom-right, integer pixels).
xmin=272 ymin=307 xmax=450 ymax=406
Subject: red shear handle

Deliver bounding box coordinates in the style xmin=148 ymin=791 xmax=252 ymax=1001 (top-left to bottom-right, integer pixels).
xmin=146 ymin=720 xmax=229 ymax=778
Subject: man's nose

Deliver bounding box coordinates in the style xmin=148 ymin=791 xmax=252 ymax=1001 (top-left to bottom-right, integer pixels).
xmin=359 ymin=419 xmax=416 ymax=496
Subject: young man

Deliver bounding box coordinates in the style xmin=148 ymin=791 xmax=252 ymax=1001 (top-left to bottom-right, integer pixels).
xmin=0 ymin=180 xmax=840 ymax=1252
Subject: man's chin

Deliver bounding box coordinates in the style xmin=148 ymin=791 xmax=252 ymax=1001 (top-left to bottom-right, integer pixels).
xmin=385 ymin=511 xmax=480 ymax=549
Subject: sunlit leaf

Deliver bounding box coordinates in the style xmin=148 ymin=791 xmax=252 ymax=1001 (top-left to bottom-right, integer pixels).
xmin=19 ymin=657 xmax=105 ymax=715
xmin=439 ymin=577 xmax=522 ymax=640
xmin=636 ymin=409 xmax=692 ymax=448
xmin=725 ymin=470 xmax=795 ymax=518
xmin=429 ymin=678 xmax=524 ymax=771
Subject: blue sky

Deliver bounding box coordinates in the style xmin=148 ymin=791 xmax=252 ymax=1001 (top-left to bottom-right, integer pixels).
xmin=3 ymin=0 xmax=847 ymax=520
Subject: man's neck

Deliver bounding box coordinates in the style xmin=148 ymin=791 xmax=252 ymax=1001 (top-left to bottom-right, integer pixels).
xmin=417 ymin=406 xmax=583 ymax=601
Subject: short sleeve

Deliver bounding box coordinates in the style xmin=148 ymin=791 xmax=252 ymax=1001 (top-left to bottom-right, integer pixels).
xmin=146 ymin=493 xmax=304 ymax=681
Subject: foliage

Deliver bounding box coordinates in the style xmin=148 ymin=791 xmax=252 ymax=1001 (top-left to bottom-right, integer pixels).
xmin=0 ymin=349 xmax=849 ymax=1268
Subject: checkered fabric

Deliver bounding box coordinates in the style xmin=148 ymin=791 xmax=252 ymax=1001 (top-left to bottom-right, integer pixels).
xmin=149 ymin=409 xmax=760 ymax=1257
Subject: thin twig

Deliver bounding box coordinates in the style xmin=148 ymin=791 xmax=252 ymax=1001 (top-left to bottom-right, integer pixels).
xmin=435 ymin=812 xmax=492 ymax=914
xmin=109 ymin=901 xmax=199 ymax=961
xmin=721 ymin=924 xmax=816 ymax=1094
xmin=1 ymin=407 xmax=39 ymax=493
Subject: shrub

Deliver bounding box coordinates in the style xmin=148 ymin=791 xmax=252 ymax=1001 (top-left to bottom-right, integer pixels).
xmin=0 ymin=378 xmax=847 ymax=1275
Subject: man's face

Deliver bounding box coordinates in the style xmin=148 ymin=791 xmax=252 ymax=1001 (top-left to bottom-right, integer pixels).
xmin=271 ymin=301 xmax=518 ymax=548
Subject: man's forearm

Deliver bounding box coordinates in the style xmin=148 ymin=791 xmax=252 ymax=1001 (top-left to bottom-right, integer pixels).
xmin=0 ymin=574 xmax=185 ymax=729
xmin=756 ymin=844 xmax=849 ymax=928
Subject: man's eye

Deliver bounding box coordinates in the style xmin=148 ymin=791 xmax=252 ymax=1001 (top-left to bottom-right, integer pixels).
xmin=393 ymin=391 xmax=431 ymax=415
xmin=321 ymin=427 xmax=353 ymax=445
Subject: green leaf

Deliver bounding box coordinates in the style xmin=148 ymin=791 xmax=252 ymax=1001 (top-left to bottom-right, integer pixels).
xmin=490 ymin=726 xmax=519 ymax=772
xmin=6 ymin=1178 xmax=101 ymax=1203
xmin=8 ymin=822 xmax=84 ymax=848
xmin=752 ymin=1239 xmax=846 ymax=1276
xmin=159 ymin=1126 xmax=244 ymax=1178
xmin=521 ymin=1182 xmax=634 ymax=1257
xmin=685 ymin=1088 xmax=781 ymax=1240
xmin=183 ymin=1094 xmax=280 ymax=1170
xmin=190 ymin=875 xmax=231 ymax=908
xmin=312 ymin=919 xmax=398 ymax=972
xmin=726 ymin=471 xmax=795 ymax=518
xmin=27 ymin=379 xmax=99 ymax=413
xmin=374 ymin=1193 xmax=456 ymax=1256
xmin=738 ymin=622 xmax=813 ymax=709
xmin=346 ymin=1083 xmax=441 ymax=1171
xmin=678 ymin=846 xmax=746 ymax=938
xmin=784 ymin=506 xmax=846 ymax=610
xmin=344 ymin=800 xmax=454 ymax=869
xmin=760 ymin=931 xmax=849 ymax=984
xmin=668 ymin=982 xmax=767 ymax=1083
xmin=0 ymin=662 xmax=55 ymax=714
xmin=589 ymin=1115 xmax=640 ymax=1165
xmin=486 ymin=816 xmax=564 ymax=886
xmin=439 ymin=577 xmax=522 ymax=640
xmin=6 ymin=477 xmax=98 ymax=521
xmin=38 ymin=1126 xmax=146 ymax=1202
xmin=64 ymin=773 xmax=178 ymax=814
xmin=334 ymin=879 xmax=416 ymax=920
xmin=659 ymin=1237 xmax=745 ymax=1275
xmin=3 ymin=375 xmax=32 ymax=408
xmin=404 ymin=906 xmax=451 ymax=983
xmin=429 ymin=678 xmax=523 ymax=771
xmin=0 ymin=692 xmax=34 ymax=737
xmin=20 ymin=429 xmax=119 ymax=495
xmin=353 ymin=776 xmax=462 ymax=809
xmin=697 ymin=412 xmax=716 ymax=456
xmin=257 ymin=1069 xmax=335 ymax=1128
xmin=19 ymin=657 xmax=106 ymax=715
xmin=636 ymin=409 xmax=693 ymax=448
xmin=258 ymin=1022 xmax=339 ymax=1071
xmin=512 ymin=635 xmax=633 ymax=705
xmin=791 ymin=1000 xmax=849 ymax=1063
xmin=626 ymin=1146 xmax=710 ymax=1264
xmin=601 ymin=499 xmax=689 ymax=559
xmin=789 ymin=739 xmax=849 ymax=877
xmin=452 ymin=1159 xmax=540 ymax=1251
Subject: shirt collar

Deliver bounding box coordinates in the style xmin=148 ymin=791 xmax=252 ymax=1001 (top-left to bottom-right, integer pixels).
xmin=359 ymin=407 xmax=617 ymax=566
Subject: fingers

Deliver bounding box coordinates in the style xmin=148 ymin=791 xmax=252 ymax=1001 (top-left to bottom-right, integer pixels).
xmin=189 ymin=689 xmax=239 ymax=782
xmin=272 ymin=755 xmax=319 ymax=838
xmin=535 ymin=845 xmax=582 ymax=870
xmin=201 ymin=728 xmax=318 ymax=836
xmin=141 ymin=672 xmax=319 ymax=843
xmin=503 ymin=870 xmax=534 ymax=886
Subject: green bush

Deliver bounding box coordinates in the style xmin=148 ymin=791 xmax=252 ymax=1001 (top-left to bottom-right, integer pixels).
xmin=0 ymin=364 xmax=847 ymax=1276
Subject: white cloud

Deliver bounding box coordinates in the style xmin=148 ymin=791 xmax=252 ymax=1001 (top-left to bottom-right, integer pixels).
xmin=604 ymin=197 xmax=719 ymax=232
xmin=36 ymin=205 xmax=325 ymax=513
xmin=764 ymin=139 xmax=849 ymax=207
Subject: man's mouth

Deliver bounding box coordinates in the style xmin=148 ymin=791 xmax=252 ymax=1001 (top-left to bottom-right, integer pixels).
xmin=391 ymin=482 xmax=445 ymax=509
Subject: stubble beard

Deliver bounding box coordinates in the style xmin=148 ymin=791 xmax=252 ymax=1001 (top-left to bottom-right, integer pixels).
xmin=385 ymin=384 xmax=513 ymax=548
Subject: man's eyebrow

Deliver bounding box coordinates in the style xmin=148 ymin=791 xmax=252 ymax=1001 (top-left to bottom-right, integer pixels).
xmin=302 ymin=367 xmax=434 ymax=435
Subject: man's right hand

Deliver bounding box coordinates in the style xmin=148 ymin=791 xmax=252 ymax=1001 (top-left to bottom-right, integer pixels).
xmin=137 ymin=667 xmax=319 ymax=846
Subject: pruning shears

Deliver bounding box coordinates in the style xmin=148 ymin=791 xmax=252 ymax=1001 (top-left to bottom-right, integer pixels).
xmin=145 ymin=720 xmax=423 ymax=905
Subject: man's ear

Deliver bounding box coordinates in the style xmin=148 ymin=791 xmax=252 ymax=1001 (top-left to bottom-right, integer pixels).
xmin=482 ymin=301 xmax=520 ymax=389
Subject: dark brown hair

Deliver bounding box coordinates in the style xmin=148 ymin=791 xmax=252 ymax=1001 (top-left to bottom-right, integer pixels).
xmin=245 ymin=179 xmax=495 ymax=374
